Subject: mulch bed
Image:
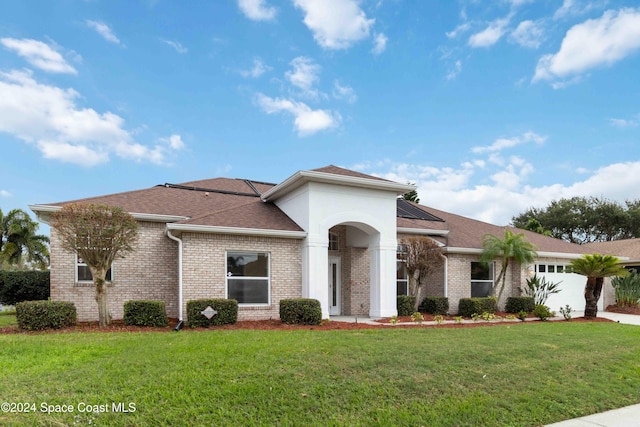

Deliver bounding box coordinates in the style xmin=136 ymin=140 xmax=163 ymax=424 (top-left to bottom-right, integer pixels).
xmin=606 ymin=304 xmax=640 ymax=315
xmin=0 ymin=313 xmax=614 ymax=335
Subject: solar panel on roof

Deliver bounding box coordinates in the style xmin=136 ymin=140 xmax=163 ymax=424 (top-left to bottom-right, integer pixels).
xmin=397 ymin=199 xmax=444 ymax=222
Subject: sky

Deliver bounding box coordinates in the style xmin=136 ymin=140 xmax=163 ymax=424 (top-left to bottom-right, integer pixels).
xmin=1 ymin=0 xmax=640 ymax=233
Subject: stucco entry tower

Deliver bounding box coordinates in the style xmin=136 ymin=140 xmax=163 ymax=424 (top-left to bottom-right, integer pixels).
xmin=262 ymin=168 xmax=414 ymax=319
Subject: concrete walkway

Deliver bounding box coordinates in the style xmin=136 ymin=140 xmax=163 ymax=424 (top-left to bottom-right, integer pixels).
xmin=545 ymin=403 xmax=640 ymax=426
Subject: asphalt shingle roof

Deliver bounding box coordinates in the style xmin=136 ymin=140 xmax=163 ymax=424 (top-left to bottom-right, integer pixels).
xmin=41 ymin=167 xmax=593 ymax=254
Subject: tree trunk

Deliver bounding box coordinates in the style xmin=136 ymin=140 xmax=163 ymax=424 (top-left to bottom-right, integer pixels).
xmin=495 ymin=260 xmax=509 ymax=308
xmin=89 ymin=265 xmax=111 ymax=327
xmin=584 ymin=276 xmax=598 ymax=320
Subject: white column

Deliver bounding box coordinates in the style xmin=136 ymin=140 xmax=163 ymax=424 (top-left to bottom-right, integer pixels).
xmin=302 ymin=235 xmax=330 ymax=319
xmin=369 ymin=234 xmax=398 ymax=318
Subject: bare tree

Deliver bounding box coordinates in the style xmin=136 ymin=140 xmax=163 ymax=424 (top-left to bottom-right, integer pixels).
xmin=399 ymin=236 xmax=443 ymax=310
xmin=51 ymin=203 xmax=139 ymax=326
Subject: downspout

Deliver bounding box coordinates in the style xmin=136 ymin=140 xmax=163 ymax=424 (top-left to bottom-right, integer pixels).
xmin=166 ymin=229 xmax=184 ymax=331
xmin=441 ymin=253 xmax=448 ymax=298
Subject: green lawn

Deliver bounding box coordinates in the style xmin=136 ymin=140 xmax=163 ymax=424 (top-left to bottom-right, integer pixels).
xmin=1 ymin=323 xmax=639 ymax=426
xmin=0 ymin=313 xmax=16 ymax=327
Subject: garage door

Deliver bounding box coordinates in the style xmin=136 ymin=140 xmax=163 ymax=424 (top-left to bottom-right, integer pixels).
xmin=534 ymin=263 xmax=602 ymax=312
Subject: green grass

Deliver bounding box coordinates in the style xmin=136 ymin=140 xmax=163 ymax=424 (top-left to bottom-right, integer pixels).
xmin=0 ymin=312 xmax=16 ymax=327
xmin=1 ymin=323 xmax=639 ymax=426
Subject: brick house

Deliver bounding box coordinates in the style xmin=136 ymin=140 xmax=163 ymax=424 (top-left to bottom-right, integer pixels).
xmin=30 ymin=165 xmax=603 ymax=323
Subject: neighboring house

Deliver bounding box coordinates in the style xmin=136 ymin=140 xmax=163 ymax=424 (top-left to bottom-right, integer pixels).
xmin=586 ymin=239 xmax=640 ymax=273
xmin=30 ymin=165 xmax=601 ymax=323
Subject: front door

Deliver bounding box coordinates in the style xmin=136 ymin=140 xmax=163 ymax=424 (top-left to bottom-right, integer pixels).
xmin=328 ymin=257 xmax=341 ymax=315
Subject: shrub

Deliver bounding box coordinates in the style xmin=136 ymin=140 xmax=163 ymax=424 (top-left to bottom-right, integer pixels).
xmin=187 ymin=299 xmax=238 ymax=327
xmin=533 ymin=304 xmax=555 ymax=321
xmin=520 ymin=274 xmax=561 ymax=306
xmin=559 ymin=305 xmax=573 ymax=321
xmin=517 ymin=310 xmax=528 ymax=321
xmin=397 ymin=295 xmax=416 ymax=316
xmin=124 ymin=300 xmax=168 ymax=327
xmin=16 ymin=300 xmax=76 ymax=331
xmin=279 ymin=298 xmax=322 ymax=325
xmin=505 ymin=296 xmax=535 ymax=314
xmin=458 ymin=297 xmax=497 ymax=317
xmin=0 ymin=271 xmax=50 ymax=306
xmin=612 ymin=271 xmax=640 ymax=307
xmin=411 ymin=312 xmax=424 ymax=324
xmin=419 ymin=297 xmax=449 ymax=315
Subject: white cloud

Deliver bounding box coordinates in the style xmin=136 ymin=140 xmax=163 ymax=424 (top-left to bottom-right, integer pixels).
xmin=609 ymin=117 xmax=638 ymax=128
xmin=472 ymin=131 xmax=546 ymax=153
xmin=468 ymin=14 xmax=512 ymax=48
xmin=446 ymin=60 xmax=462 ymax=80
xmin=332 ymin=80 xmax=357 ymax=103
xmin=285 ymin=56 xmax=325 ymax=99
xmin=354 ymin=159 xmax=640 ymax=226
xmin=162 ymin=134 xmax=186 ymax=150
xmin=553 ymin=0 xmax=603 ymax=20
xmin=0 ymin=38 xmax=77 ymax=74
xmin=371 ymin=33 xmax=387 ymax=54
xmin=446 ymin=22 xmax=471 ymax=39
xmin=293 ymin=0 xmax=375 ymax=50
xmin=86 ymin=20 xmax=122 ymax=45
xmin=240 ymin=58 xmax=272 ymax=78
xmin=162 ymin=39 xmax=188 ymax=54
xmin=254 ymin=93 xmax=340 ymax=136
xmin=0 ymin=190 xmax=12 ymax=197
xmin=285 ymin=56 xmax=320 ymax=91
xmin=509 ymin=20 xmax=544 ymax=49
xmin=0 ymin=69 xmax=180 ymax=166
xmin=534 ymin=8 xmax=640 ymax=84
xmin=237 ymin=0 xmax=277 ymax=21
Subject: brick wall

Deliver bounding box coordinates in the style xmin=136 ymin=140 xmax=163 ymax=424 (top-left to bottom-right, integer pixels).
xmin=181 ymin=233 xmax=302 ymax=321
xmin=50 ymin=222 xmax=179 ymax=322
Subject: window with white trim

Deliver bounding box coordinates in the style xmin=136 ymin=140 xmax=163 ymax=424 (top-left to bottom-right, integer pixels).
xmin=471 ymin=262 xmax=493 ymax=297
xmin=76 ymin=255 xmax=112 ymax=282
xmin=328 ymin=232 xmax=339 ymax=251
xmin=396 ymin=244 xmax=408 ymax=296
xmin=226 ymin=251 xmax=270 ymax=305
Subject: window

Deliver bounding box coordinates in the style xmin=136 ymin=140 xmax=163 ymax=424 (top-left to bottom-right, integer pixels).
xmin=396 ymin=244 xmax=408 ymax=296
xmin=397 ymin=260 xmax=408 ymax=296
xmin=328 ymin=232 xmax=339 ymax=251
xmin=471 ymin=262 xmax=493 ymax=297
xmin=76 ymin=256 xmax=112 ymax=282
xmin=226 ymin=251 xmax=270 ymax=305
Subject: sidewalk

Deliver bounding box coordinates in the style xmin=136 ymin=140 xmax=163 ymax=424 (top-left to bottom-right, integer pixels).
xmin=545 ymin=403 xmax=640 ymax=426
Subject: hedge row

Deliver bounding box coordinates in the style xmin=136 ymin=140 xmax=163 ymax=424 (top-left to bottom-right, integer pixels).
xmin=16 ymin=300 xmax=76 ymax=331
xmin=397 ymin=295 xmax=416 ymax=316
xmin=187 ymin=299 xmax=238 ymax=327
xmin=419 ymin=297 xmax=449 ymax=315
xmin=124 ymin=300 xmax=168 ymax=327
xmin=458 ymin=297 xmax=497 ymax=317
xmin=0 ymin=271 xmax=50 ymax=306
xmin=280 ymin=298 xmax=322 ymax=325
xmin=505 ymin=297 xmax=535 ymax=314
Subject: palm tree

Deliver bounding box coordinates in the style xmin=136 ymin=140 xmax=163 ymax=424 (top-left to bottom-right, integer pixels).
xmin=570 ymin=253 xmax=628 ymax=319
xmin=0 ymin=208 xmax=50 ymax=270
xmin=480 ymin=229 xmax=537 ymax=306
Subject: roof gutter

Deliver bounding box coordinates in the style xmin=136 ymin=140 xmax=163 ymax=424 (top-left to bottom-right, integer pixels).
xmin=397 ymin=227 xmax=449 ymax=236
xmin=166 ymin=223 xmax=307 ymax=239
xmin=29 ymin=204 xmax=189 ymax=224
xmin=166 ymin=229 xmax=184 ymax=330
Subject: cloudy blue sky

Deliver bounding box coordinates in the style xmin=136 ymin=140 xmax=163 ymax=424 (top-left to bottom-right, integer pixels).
xmin=1 ymin=0 xmax=639 ymax=229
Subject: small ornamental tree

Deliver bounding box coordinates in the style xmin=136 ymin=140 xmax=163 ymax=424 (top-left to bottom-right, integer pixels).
xmin=480 ymin=229 xmax=537 ymax=307
xmin=50 ymin=203 xmax=139 ymax=326
xmin=570 ymin=253 xmax=628 ymax=319
xmin=398 ymin=236 xmax=443 ymax=310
